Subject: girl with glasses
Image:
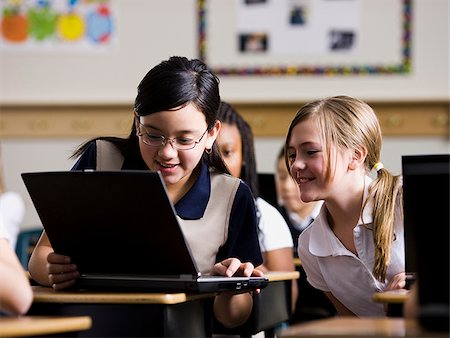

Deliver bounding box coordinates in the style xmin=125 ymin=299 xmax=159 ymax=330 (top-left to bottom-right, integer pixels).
xmin=28 ymin=56 xmax=264 ymax=328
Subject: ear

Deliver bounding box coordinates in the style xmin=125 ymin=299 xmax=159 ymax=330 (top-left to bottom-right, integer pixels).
xmin=348 ymin=146 xmax=367 ymax=170
xmin=206 ymin=120 xmax=221 ymax=150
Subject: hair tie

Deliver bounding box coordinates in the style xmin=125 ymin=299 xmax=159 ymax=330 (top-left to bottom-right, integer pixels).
xmin=372 ymin=162 xmax=384 ymax=172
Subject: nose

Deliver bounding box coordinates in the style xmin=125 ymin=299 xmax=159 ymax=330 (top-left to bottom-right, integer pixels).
xmin=162 ymin=138 xmax=177 ymax=149
xmin=158 ymin=139 xmax=178 ymax=157
xmin=290 ymin=155 xmax=306 ymax=170
xmin=289 ymin=157 xmax=306 ymax=179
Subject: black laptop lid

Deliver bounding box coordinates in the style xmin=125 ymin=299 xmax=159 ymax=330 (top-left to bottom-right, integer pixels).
xmin=21 ymin=170 xmax=199 ymax=276
xmin=402 ymin=154 xmax=449 ymax=330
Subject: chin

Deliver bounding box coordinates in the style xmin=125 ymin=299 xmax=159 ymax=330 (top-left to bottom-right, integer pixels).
xmin=300 ymin=194 xmax=315 ymax=203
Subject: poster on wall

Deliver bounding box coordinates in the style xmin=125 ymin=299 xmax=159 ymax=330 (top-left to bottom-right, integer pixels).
xmin=198 ymin=0 xmax=412 ymax=75
xmin=0 ymin=0 xmax=115 ymax=51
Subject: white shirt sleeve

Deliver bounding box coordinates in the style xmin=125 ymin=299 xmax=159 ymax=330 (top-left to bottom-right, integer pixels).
xmin=0 ymin=192 xmax=25 ymax=249
xmin=256 ymin=197 xmax=294 ymax=252
xmin=0 ymin=218 xmax=7 ymax=240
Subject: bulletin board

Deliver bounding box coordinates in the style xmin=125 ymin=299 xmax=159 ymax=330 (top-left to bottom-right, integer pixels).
xmin=0 ymin=0 xmax=448 ymax=104
xmin=198 ymin=0 xmax=412 ymax=75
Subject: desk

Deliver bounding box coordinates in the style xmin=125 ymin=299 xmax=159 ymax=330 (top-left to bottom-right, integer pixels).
xmin=278 ymin=317 xmax=449 ymax=338
xmin=372 ymin=289 xmax=410 ymax=304
xmin=265 ymin=270 xmax=300 ymax=282
xmin=213 ymin=271 xmax=300 ymax=337
xmin=29 ymin=286 xmax=215 ymax=337
xmin=372 ymin=289 xmax=410 ymax=317
xmin=0 ymin=316 xmax=92 ymax=337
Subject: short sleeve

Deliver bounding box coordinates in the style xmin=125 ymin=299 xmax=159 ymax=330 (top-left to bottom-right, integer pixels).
xmin=256 ymin=197 xmax=294 ymax=252
xmin=298 ymin=228 xmax=330 ymax=292
xmin=71 ymin=142 xmax=97 ymax=170
xmin=0 ymin=218 xmax=7 ymax=240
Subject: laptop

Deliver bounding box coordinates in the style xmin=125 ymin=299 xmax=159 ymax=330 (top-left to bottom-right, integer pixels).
xmin=402 ymin=154 xmax=449 ymax=331
xmin=21 ymin=170 xmax=268 ymax=293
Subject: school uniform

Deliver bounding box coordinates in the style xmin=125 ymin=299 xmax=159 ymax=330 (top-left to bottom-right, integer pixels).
xmin=255 ymin=197 xmax=293 ymax=253
xmin=0 ymin=191 xmax=25 ymax=250
xmin=0 ymin=218 xmax=8 ymax=240
xmin=298 ymin=176 xmax=405 ymax=317
xmin=278 ymin=201 xmax=323 ymax=253
xmin=72 ymin=140 xmax=263 ymax=273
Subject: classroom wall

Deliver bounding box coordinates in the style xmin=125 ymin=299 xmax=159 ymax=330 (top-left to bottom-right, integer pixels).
xmin=0 ymin=0 xmax=448 ymax=103
xmin=0 ymin=0 xmax=449 ymax=229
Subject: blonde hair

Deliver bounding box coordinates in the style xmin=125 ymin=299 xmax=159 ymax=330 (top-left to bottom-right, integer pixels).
xmin=285 ymin=95 xmax=403 ymax=281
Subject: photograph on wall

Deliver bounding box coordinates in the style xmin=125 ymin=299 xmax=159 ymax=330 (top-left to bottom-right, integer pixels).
xmin=198 ymin=0 xmax=411 ymax=75
xmin=239 ymin=32 xmax=268 ymax=53
xmin=0 ymin=0 xmax=116 ymax=51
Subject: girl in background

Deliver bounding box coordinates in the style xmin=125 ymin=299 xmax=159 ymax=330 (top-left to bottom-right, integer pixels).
xmin=216 ymin=101 xmax=298 ymax=313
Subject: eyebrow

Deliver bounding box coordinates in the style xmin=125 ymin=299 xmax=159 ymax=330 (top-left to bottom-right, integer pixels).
xmin=140 ymin=123 xmax=197 ymax=135
xmin=290 ymin=141 xmax=321 ymax=148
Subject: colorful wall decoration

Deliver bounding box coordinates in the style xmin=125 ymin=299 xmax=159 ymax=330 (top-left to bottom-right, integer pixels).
xmin=198 ymin=0 xmax=412 ymax=76
xmin=0 ymin=0 xmax=114 ymax=49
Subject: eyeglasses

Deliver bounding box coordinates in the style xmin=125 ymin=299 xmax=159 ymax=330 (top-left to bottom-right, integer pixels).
xmin=137 ymin=122 xmax=209 ymax=150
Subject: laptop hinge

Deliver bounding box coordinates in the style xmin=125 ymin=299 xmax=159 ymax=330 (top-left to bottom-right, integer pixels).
xmin=180 ymin=274 xmax=200 ymax=279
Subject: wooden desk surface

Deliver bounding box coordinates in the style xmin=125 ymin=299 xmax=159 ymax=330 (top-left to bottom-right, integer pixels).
xmin=32 ymin=273 xmax=297 ymax=305
xmin=372 ymin=289 xmax=410 ymax=304
xmin=278 ymin=317 xmax=448 ymax=338
xmin=32 ymin=285 xmax=216 ymax=305
xmin=0 ymin=316 xmax=92 ymax=337
xmin=265 ymin=270 xmax=300 ymax=282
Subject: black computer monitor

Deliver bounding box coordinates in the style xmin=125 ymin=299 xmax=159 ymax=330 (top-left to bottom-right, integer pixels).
xmin=257 ymin=173 xmax=278 ymax=208
xmin=402 ymin=154 xmax=449 ymax=331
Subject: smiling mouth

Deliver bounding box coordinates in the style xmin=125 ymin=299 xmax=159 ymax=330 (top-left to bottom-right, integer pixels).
xmin=297 ymin=177 xmax=312 ymax=184
xmin=158 ymin=161 xmax=177 ymax=169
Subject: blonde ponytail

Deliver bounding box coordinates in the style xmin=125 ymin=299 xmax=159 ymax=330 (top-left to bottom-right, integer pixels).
xmin=367 ymin=166 xmax=403 ymax=281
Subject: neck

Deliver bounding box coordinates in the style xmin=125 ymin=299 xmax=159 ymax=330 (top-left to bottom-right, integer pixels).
xmin=326 ymin=176 xmax=366 ymax=230
xmin=294 ymin=202 xmax=318 ymax=219
xmin=167 ymin=166 xmax=200 ymax=204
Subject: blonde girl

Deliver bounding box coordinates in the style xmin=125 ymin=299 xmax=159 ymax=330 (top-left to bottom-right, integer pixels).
xmin=285 ymin=95 xmax=405 ymax=316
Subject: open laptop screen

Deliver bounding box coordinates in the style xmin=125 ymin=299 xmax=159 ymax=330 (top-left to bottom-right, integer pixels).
xmin=22 ymin=170 xmax=199 ymax=276
xmin=22 ymin=170 xmax=269 ymax=293
xmin=402 ymin=154 xmax=449 ymax=330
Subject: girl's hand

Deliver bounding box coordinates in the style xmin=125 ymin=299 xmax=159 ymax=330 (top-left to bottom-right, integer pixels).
xmin=46 ymin=252 xmax=79 ymax=290
xmin=212 ymin=258 xmax=264 ymax=327
xmin=385 ymin=272 xmax=406 ymax=291
xmin=212 ymin=258 xmax=264 ymax=277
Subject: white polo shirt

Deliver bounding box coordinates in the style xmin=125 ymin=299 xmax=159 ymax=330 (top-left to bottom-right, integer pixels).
xmin=298 ymin=176 xmax=405 ymax=317
xmin=0 ymin=218 xmax=7 ymax=239
xmin=0 ymin=191 xmax=25 ymax=249
xmin=256 ymin=197 xmax=294 ymax=253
